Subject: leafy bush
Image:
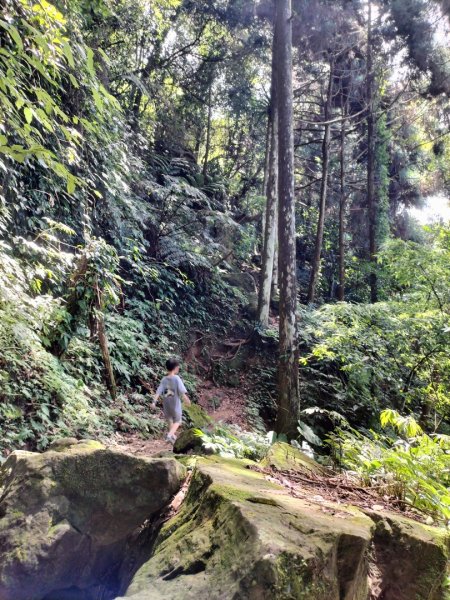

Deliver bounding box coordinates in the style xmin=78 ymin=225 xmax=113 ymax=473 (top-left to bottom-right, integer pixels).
xmin=299 ymin=299 xmax=450 ymax=430
xmin=194 ymin=425 xmax=273 ymax=460
xmin=330 ymin=409 xmax=450 ymax=522
xmin=297 ymin=228 xmax=450 ymax=432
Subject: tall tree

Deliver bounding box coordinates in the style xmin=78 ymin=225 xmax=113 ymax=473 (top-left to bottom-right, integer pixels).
xmin=202 ymin=70 xmax=215 ymax=178
xmin=258 ymin=36 xmax=279 ymax=327
xmin=276 ymin=0 xmax=299 ymax=435
xmin=307 ymin=56 xmax=334 ymax=303
xmin=337 ymin=84 xmax=349 ymax=301
xmin=367 ymin=0 xmax=378 ymax=302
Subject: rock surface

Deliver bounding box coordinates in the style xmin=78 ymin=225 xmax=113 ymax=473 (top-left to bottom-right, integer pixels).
xmin=173 ymin=429 xmax=204 ymax=454
xmin=121 ymin=456 xmax=449 ymax=600
xmin=0 ymin=439 xmax=185 ymax=600
xmin=183 ymin=403 xmax=213 ymax=429
xmin=260 ymin=441 xmax=326 ymax=476
xmin=1 ymin=440 xmax=448 ymax=600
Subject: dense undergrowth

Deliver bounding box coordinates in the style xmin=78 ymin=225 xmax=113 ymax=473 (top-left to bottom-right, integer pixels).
xmin=0 ymin=0 xmax=252 ymax=451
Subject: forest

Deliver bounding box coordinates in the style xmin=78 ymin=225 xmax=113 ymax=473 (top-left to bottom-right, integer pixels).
xmin=1 ymin=0 xmax=450 ymax=598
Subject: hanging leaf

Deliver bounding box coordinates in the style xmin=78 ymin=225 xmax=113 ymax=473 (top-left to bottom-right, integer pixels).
xmin=86 ymin=47 xmax=95 ymax=76
xmin=62 ymin=42 xmax=75 ymax=68
xmin=297 ymin=421 xmax=322 ymax=446
xmin=0 ymin=21 xmax=24 ymax=51
xmin=23 ymin=107 xmax=33 ymax=124
xmin=67 ymin=174 xmax=76 ymax=194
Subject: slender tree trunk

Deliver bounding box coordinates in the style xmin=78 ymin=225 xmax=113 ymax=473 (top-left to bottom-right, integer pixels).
xmin=261 ymin=109 xmax=271 ymax=234
xmin=258 ymin=41 xmax=279 ymax=327
xmin=367 ymin=0 xmax=377 ymax=302
xmin=194 ymin=130 xmax=202 ymax=162
xmin=275 ymin=0 xmax=299 ymax=436
xmin=96 ymin=313 xmax=117 ymax=400
xmin=307 ymin=58 xmax=334 ymax=303
xmin=94 ymin=281 xmax=117 ymax=401
xmin=337 ymin=94 xmax=348 ymax=301
xmin=272 ymin=227 xmax=278 ymax=300
xmin=203 ymin=75 xmax=213 ymax=178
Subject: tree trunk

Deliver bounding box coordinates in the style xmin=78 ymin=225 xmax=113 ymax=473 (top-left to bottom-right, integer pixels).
xmin=94 ymin=282 xmax=117 ymax=401
xmin=261 ymin=108 xmax=271 ymax=235
xmin=337 ymin=93 xmax=348 ymax=301
xmin=367 ymin=0 xmax=377 ymax=303
xmin=96 ymin=312 xmax=117 ymax=401
xmin=307 ymin=58 xmax=334 ymax=304
xmin=258 ymin=40 xmax=279 ymax=327
xmin=203 ymin=75 xmax=213 ymax=178
xmin=275 ymin=0 xmax=299 ymax=436
xmin=271 ymin=231 xmax=278 ymax=300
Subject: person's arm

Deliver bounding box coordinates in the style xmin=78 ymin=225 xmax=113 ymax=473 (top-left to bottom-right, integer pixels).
xmin=181 ymin=393 xmax=191 ymax=406
xmin=178 ymin=377 xmax=191 ymax=405
xmin=152 ymin=381 xmax=164 ymax=409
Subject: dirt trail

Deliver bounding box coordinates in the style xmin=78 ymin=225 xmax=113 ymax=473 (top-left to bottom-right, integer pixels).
xmin=106 ymin=377 xmax=249 ymax=458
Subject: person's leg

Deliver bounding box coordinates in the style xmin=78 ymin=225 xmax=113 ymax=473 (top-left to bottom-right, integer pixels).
xmin=165 ymin=417 xmax=173 ymax=441
xmin=168 ymin=421 xmax=181 ymax=437
xmin=168 ymin=402 xmax=182 ymax=441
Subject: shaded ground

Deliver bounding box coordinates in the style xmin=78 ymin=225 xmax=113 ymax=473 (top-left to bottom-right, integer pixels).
xmin=195 ymin=378 xmax=248 ymax=428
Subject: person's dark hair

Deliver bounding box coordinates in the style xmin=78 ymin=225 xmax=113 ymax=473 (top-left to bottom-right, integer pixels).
xmin=166 ymin=358 xmax=180 ymax=372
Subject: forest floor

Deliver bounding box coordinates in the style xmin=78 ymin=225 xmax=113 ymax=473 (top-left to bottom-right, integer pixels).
xmin=106 ymin=376 xmax=249 ymax=457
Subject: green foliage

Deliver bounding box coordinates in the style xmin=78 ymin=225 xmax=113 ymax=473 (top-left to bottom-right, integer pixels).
xmin=194 ymin=425 xmax=272 ymax=460
xmin=0 ymin=247 xmax=104 ymax=450
xmin=0 ymin=0 xmax=116 ymax=189
xmin=379 ymin=229 xmax=450 ymax=309
xmin=300 ymin=230 xmax=450 ymax=430
xmin=330 ymin=409 xmax=450 ymax=522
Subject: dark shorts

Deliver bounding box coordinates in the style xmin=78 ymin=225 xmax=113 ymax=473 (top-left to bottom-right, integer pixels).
xmin=163 ymin=397 xmax=182 ymax=423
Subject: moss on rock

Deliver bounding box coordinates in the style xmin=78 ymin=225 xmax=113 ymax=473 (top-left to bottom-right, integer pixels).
xmin=121 ymin=457 xmax=374 ymax=599
xmin=183 ymin=404 xmax=213 ymax=429
xmin=260 ymin=441 xmax=326 ymax=476
xmin=363 ymin=509 xmax=450 ymax=600
xmin=120 ymin=456 xmax=449 ymax=600
xmin=173 ymin=429 xmax=204 ymax=454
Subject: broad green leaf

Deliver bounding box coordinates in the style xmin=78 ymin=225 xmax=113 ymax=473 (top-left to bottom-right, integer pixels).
xmin=0 ymin=21 xmax=23 ymax=51
xmin=62 ymin=42 xmax=75 ymax=68
xmin=67 ymin=174 xmax=76 ymax=194
xmin=86 ymin=47 xmax=95 ymax=76
xmin=23 ymin=107 xmax=33 ymax=124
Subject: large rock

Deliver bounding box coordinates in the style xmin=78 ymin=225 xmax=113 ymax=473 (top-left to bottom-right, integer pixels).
xmin=173 ymin=429 xmax=204 ymax=454
xmin=183 ymin=403 xmax=213 ymax=429
xmin=0 ymin=439 xmax=185 ymax=600
xmin=223 ymin=271 xmax=257 ymax=295
xmin=121 ymin=457 xmax=449 ymax=600
xmin=260 ymin=441 xmax=326 ymax=476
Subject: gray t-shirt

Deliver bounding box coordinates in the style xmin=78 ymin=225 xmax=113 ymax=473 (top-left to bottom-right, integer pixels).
xmin=157 ymin=375 xmax=187 ymax=401
xmin=157 ymin=375 xmax=187 ymax=422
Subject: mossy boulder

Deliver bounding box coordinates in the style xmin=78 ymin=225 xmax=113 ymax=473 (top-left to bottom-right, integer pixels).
xmin=223 ymin=271 xmax=256 ymax=295
xmin=260 ymin=441 xmax=326 ymax=476
xmin=183 ymin=403 xmax=213 ymax=429
xmin=121 ymin=457 xmax=449 ymax=600
xmin=0 ymin=440 xmax=185 ymax=600
xmin=173 ymin=429 xmax=204 ymax=454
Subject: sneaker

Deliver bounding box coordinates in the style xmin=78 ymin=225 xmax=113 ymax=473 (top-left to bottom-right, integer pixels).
xmin=165 ymin=433 xmax=176 ymax=444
